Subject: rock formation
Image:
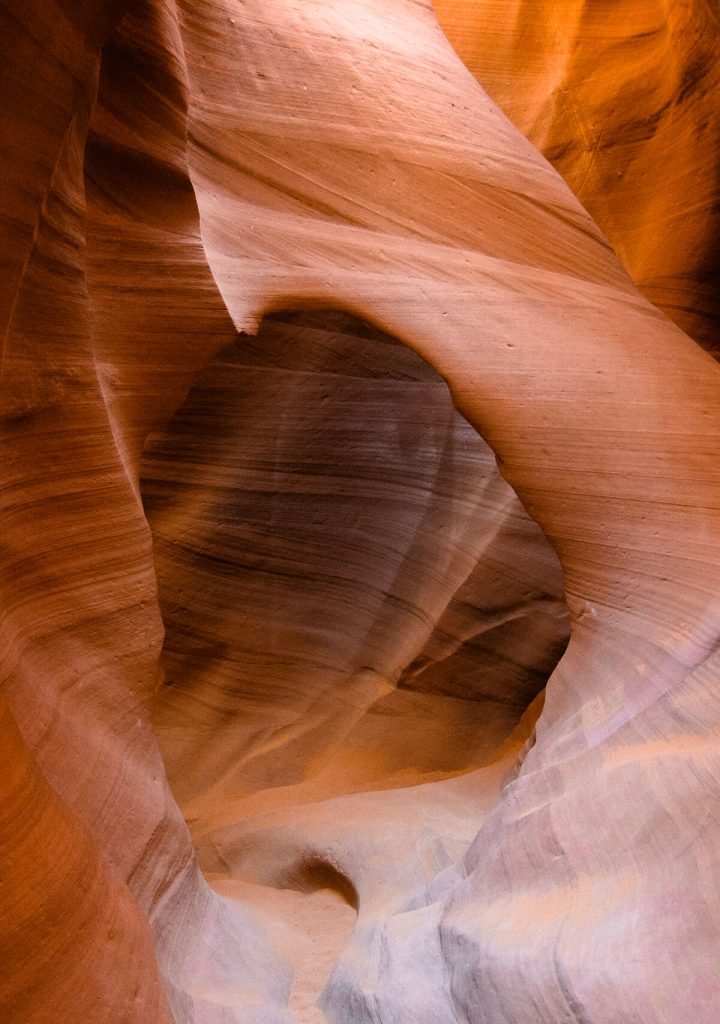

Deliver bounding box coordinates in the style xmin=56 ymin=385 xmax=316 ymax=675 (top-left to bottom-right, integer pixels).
xmin=1 ymin=1 xmax=718 ymax=1022
xmin=433 ymin=0 xmax=720 ymax=355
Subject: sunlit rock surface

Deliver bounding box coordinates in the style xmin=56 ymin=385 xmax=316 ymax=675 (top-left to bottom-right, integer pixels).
xmin=433 ymin=0 xmax=720 ymax=355
xmin=1 ymin=1 xmax=719 ymax=1022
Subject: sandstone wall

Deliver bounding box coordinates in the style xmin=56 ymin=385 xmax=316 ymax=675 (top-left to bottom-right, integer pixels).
xmin=1 ymin=1 xmax=718 ymax=1022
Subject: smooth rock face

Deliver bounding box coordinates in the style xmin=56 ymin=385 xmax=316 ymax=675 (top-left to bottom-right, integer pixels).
xmin=433 ymin=0 xmax=720 ymax=355
xmin=1 ymin=1 xmax=719 ymax=1023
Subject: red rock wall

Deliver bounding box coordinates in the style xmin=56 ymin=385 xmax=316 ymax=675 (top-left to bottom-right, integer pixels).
xmin=433 ymin=0 xmax=720 ymax=354
xmin=1 ymin=1 xmax=719 ymax=1022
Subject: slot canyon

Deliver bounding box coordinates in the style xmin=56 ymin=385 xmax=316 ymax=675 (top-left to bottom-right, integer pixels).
xmin=1 ymin=2 xmax=719 ymax=1022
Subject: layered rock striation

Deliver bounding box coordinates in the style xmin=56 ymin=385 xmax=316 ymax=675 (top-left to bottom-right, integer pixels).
xmin=433 ymin=0 xmax=720 ymax=354
xmin=142 ymin=309 xmax=568 ymax=813
xmin=1 ymin=1 xmax=719 ymax=1022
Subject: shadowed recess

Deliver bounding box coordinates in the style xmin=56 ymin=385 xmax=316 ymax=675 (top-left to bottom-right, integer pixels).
xmin=140 ymin=308 xmax=570 ymax=826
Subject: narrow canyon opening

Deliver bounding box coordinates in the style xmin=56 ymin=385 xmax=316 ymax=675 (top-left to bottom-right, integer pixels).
xmin=5 ymin=0 xmax=720 ymax=1019
xmin=139 ymin=308 xmax=570 ymax=1020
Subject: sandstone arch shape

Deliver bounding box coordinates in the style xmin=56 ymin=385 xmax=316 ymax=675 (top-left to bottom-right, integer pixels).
xmin=0 ymin=0 xmax=719 ymax=1021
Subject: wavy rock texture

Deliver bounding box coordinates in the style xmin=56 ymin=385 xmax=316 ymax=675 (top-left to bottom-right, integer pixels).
xmin=142 ymin=309 xmax=568 ymax=811
xmin=433 ymin=0 xmax=720 ymax=355
xmin=1 ymin=1 xmax=719 ymax=1023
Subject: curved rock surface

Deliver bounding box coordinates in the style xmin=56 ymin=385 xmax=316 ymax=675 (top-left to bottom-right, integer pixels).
xmin=433 ymin=0 xmax=720 ymax=354
xmin=1 ymin=1 xmax=719 ymax=1023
